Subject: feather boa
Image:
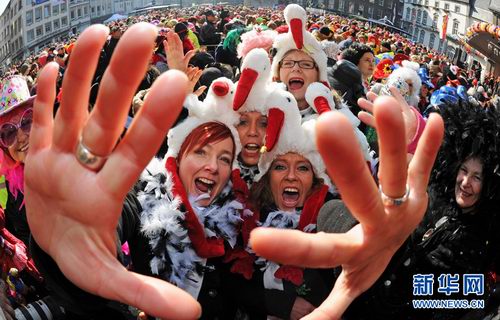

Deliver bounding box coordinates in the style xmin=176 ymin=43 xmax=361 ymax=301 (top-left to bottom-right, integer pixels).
xmin=138 ymin=157 xmax=244 ymax=289
xmin=253 ymin=210 xmax=316 ymax=290
xmin=0 ymin=152 xmax=24 ymax=209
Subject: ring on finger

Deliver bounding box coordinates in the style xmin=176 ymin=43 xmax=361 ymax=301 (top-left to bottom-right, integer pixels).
xmin=75 ymin=138 xmax=108 ymax=171
xmin=379 ymin=184 xmax=410 ymax=207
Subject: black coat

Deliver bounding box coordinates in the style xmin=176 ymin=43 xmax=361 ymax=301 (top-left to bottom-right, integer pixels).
xmin=31 ymin=192 xmax=241 ymax=319
xmin=344 ymin=196 xmax=500 ymax=320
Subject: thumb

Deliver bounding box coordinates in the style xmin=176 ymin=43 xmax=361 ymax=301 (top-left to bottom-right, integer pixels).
xmin=194 ymin=86 xmax=207 ymax=97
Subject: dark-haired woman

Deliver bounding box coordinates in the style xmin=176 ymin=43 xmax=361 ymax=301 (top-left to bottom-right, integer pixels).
xmin=345 ymin=100 xmax=500 ymax=320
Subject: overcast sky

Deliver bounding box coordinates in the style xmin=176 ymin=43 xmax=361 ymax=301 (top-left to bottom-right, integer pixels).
xmin=0 ymin=1 xmax=8 ymax=17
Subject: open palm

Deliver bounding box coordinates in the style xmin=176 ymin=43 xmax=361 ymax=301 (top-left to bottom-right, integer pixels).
xmin=24 ymin=23 xmax=200 ymax=319
xmin=251 ymin=96 xmax=444 ymax=319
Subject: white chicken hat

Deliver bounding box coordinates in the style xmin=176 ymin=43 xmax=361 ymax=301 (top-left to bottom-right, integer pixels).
xmin=255 ymin=83 xmax=333 ymax=190
xmin=233 ymin=48 xmax=274 ymax=115
xmin=386 ymin=60 xmax=422 ymax=108
xmin=166 ymin=77 xmax=242 ymax=169
xmin=304 ymin=82 xmax=372 ymax=163
xmin=271 ymin=4 xmax=328 ymax=83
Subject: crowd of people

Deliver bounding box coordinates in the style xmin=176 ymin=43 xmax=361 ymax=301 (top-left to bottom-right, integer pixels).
xmin=0 ymin=3 xmax=499 ymax=320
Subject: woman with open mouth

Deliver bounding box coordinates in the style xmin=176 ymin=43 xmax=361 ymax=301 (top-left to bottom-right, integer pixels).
xmin=343 ymin=100 xmax=500 ymax=320
xmin=0 ymin=75 xmax=42 ymax=284
xmin=241 ymin=86 xmax=337 ymax=320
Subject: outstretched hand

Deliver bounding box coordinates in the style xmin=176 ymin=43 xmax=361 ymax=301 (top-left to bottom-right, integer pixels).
xmin=358 ymin=87 xmax=418 ymax=145
xmin=25 ymin=24 xmax=201 ymax=319
xmin=250 ymin=96 xmax=444 ymax=320
xmin=164 ymin=31 xmax=196 ymax=73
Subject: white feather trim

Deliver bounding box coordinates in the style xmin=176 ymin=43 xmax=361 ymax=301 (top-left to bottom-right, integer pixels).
xmin=138 ymin=161 xmax=245 ymax=289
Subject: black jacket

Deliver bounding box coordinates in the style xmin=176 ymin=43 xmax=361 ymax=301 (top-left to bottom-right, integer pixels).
xmin=31 ymin=191 xmax=242 ymax=319
xmin=199 ymin=22 xmax=221 ymax=47
xmin=344 ymin=196 xmax=500 ymax=320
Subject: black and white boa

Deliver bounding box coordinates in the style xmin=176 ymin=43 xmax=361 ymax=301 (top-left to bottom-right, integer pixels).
xmin=137 ymin=157 xmax=244 ymax=292
xmin=253 ymin=210 xmax=316 ymax=290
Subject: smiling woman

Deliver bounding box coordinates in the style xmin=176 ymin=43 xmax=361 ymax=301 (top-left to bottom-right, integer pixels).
xmin=0 ymin=75 xmax=43 ymax=294
xmin=0 ymin=76 xmax=36 ymax=246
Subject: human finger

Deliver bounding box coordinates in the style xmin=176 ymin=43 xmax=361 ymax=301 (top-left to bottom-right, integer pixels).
xmin=53 ymin=25 xmax=109 ymax=152
xmin=366 ymin=91 xmax=378 ymax=103
xmin=357 ymin=111 xmax=375 ymax=128
xmin=194 ymin=85 xmax=207 ymax=97
xmin=30 ymin=62 xmax=59 ymax=153
xmin=250 ymin=227 xmax=360 ymax=268
xmin=374 ymin=96 xmax=407 ymax=200
xmin=183 ymin=50 xmax=196 ymax=66
xmin=389 ymin=86 xmax=411 ymax=114
xmin=407 ymin=113 xmax=444 ymax=195
xmin=301 ymin=280 xmax=355 ymax=320
xmin=82 ymin=23 xmax=157 ymax=157
xmin=358 ymin=98 xmax=374 ymax=114
xmin=103 ymin=267 xmax=201 ymax=319
xmin=99 ymin=70 xmax=188 ymax=198
xmin=316 ymin=112 xmax=384 ymax=229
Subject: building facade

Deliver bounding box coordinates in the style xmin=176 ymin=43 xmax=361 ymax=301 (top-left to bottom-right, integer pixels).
xmin=401 ymin=0 xmax=496 ymax=77
xmin=317 ymin=0 xmax=404 ymax=26
xmin=0 ymin=0 xmax=119 ymax=71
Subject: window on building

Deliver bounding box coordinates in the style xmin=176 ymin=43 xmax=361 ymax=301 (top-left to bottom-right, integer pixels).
xmin=417 ymin=9 xmax=422 ymax=23
xmin=425 ymin=0 xmax=428 ymax=5
xmin=339 ymin=0 xmax=345 ymax=11
xmin=26 ymin=10 xmax=33 ymax=25
xmin=77 ymin=8 xmax=82 ymax=17
xmin=368 ymin=5 xmax=374 ymax=15
xmin=419 ymin=29 xmax=425 ymax=43
xmin=61 ymin=3 xmax=66 ymax=13
xmin=433 ymin=12 xmax=438 ymax=27
xmin=25 ymin=0 xmax=31 ymax=5
xmin=452 ymin=19 xmax=459 ymax=34
xmin=53 ymin=19 xmax=59 ymax=30
xmin=406 ymin=7 xmax=410 ymax=20
xmin=92 ymin=6 xmax=95 ymax=14
xmin=45 ymin=22 xmax=51 ymax=33
xmin=84 ymin=6 xmax=88 ymax=15
xmin=378 ymin=0 xmax=384 ymax=5
xmin=422 ymin=10 xmax=427 ymax=25
xmin=444 ymin=3 xmax=449 ymax=10
xmin=61 ymin=16 xmax=68 ymax=26
xmin=36 ymin=26 xmax=43 ymax=37
xmin=71 ymin=10 xmax=75 ymax=20
xmin=53 ymin=4 xmax=59 ymax=15
xmin=17 ymin=17 xmax=21 ymax=32
xmin=358 ymin=4 xmax=365 ymax=14
xmin=348 ymin=3 xmax=354 ymax=13
xmin=454 ymin=5 xmax=459 ymax=13
xmin=27 ymin=29 xmax=34 ymax=42
xmin=35 ymin=7 xmax=42 ymax=21
xmin=435 ymin=0 xmax=439 ymax=8
xmin=429 ymin=33 xmax=436 ymax=48
xmin=44 ymin=4 xmax=50 ymax=18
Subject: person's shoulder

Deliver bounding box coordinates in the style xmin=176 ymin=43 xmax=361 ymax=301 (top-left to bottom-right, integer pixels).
xmin=317 ymin=200 xmax=358 ymax=233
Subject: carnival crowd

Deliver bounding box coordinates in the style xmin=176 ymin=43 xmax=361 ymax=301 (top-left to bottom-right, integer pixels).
xmin=0 ymin=3 xmax=498 ymax=320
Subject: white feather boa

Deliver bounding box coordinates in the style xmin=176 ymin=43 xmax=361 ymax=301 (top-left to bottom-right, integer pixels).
xmin=253 ymin=210 xmax=316 ymax=290
xmin=138 ymin=157 xmax=244 ymax=290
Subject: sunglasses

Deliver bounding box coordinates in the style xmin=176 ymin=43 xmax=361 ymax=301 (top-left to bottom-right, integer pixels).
xmin=0 ymin=109 xmax=33 ymax=148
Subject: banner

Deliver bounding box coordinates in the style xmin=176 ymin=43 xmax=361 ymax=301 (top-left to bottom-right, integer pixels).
xmin=33 ymin=0 xmax=49 ymax=4
xmin=441 ymin=14 xmax=448 ymax=40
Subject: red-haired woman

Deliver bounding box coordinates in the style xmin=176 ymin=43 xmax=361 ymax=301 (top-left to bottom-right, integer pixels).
xmin=29 ymin=70 xmax=247 ymax=318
